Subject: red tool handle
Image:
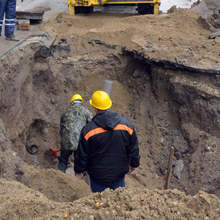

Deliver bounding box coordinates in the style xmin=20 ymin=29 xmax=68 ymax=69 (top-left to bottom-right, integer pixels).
xmin=49 ymin=148 xmax=60 ymax=158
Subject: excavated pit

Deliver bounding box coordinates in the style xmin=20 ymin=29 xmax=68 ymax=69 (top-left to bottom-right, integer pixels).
xmin=0 ymin=34 xmax=219 ymax=205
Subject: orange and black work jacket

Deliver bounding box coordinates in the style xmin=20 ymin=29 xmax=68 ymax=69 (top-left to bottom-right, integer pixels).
xmin=74 ymin=110 xmax=140 ymax=186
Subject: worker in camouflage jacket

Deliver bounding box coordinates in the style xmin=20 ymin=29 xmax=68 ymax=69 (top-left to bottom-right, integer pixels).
xmin=58 ymin=94 xmax=93 ymax=172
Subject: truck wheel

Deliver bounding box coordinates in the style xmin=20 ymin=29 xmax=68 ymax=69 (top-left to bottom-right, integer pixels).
xmin=83 ymin=6 xmax=94 ymax=14
xmin=75 ymin=6 xmax=93 ymax=14
xmin=75 ymin=6 xmax=81 ymax=14
xmin=137 ymin=4 xmax=154 ymax=15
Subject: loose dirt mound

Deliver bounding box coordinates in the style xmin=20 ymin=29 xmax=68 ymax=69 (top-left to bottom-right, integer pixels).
xmin=21 ymin=166 xmax=90 ymax=202
xmin=0 ymin=178 xmax=219 ymax=220
xmin=0 ymin=114 xmax=90 ymax=203
xmin=43 ymin=9 xmax=219 ymax=70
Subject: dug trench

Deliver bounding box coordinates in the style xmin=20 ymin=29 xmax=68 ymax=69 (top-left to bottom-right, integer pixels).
xmin=0 ymin=32 xmax=219 ymax=207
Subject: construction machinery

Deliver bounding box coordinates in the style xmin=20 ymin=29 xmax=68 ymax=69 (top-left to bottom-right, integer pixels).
xmin=68 ymin=0 xmax=160 ymax=15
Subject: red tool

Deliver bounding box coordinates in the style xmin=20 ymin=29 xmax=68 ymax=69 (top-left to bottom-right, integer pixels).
xmin=49 ymin=148 xmax=60 ymax=158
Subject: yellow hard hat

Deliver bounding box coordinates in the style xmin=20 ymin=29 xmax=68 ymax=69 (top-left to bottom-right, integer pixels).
xmin=70 ymin=94 xmax=83 ymax=102
xmin=90 ymin=91 xmax=112 ymax=110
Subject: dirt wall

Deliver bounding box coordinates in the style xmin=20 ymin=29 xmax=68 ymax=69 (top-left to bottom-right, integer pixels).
xmin=0 ymin=34 xmax=219 ymax=198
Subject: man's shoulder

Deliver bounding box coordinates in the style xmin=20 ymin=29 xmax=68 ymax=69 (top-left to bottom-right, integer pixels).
xmin=116 ymin=113 xmax=134 ymax=129
xmin=80 ymin=105 xmax=92 ymax=114
xmin=63 ymin=104 xmax=89 ymax=116
xmin=81 ymin=120 xmax=96 ymax=135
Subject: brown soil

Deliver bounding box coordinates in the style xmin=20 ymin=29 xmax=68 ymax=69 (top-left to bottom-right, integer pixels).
xmin=0 ymin=178 xmax=219 ymax=220
xmin=0 ymin=6 xmax=219 ymax=220
xmin=43 ymin=9 xmax=219 ymax=70
xmin=21 ymin=165 xmax=91 ymax=202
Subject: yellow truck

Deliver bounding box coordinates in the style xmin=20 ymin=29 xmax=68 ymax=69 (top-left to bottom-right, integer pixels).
xmin=68 ymin=0 xmax=160 ymax=15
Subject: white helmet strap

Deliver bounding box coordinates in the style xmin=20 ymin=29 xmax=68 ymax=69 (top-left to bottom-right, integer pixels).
xmin=73 ymin=100 xmax=82 ymax=104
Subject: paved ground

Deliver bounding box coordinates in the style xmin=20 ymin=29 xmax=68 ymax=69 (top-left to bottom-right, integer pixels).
xmin=0 ymin=25 xmax=41 ymax=58
xmin=0 ymin=0 xmax=63 ymax=58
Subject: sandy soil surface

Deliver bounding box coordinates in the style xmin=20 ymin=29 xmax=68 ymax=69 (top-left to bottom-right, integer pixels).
xmin=43 ymin=9 xmax=219 ymax=70
xmin=0 ymin=178 xmax=219 ymax=220
xmin=2 ymin=0 xmax=218 ymax=59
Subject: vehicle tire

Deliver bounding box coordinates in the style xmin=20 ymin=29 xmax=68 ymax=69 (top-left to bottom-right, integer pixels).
xmin=83 ymin=6 xmax=94 ymax=14
xmin=75 ymin=6 xmax=81 ymax=14
xmin=137 ymin=4 xmax=154 ymax=15
xmin=75 ymin=6 xmax=93 ymax=14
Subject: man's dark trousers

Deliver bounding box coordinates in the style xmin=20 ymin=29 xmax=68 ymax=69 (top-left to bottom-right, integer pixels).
xmin=90 ymin=177 xmax=125 ymax=193
xmin=0 ymin=0 xmax=16 ymax=37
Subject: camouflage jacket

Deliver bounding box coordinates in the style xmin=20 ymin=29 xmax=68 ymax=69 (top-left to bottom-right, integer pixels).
xmin=60 ymin=102 xmax=93 ymax=151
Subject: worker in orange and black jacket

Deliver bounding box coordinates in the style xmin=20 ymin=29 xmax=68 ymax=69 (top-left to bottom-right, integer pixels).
xmin=74 ymin=90 xmax=140 ymax=193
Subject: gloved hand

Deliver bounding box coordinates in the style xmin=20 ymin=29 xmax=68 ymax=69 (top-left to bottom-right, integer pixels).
xmin=75 ymin=173 xmax=84 ymax=179
xmin=129 ymin=166 xmax=136 ymax=174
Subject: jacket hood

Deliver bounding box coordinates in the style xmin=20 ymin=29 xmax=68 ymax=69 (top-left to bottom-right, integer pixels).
xmin=93 ymin=110 xmax=121 ymax=130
